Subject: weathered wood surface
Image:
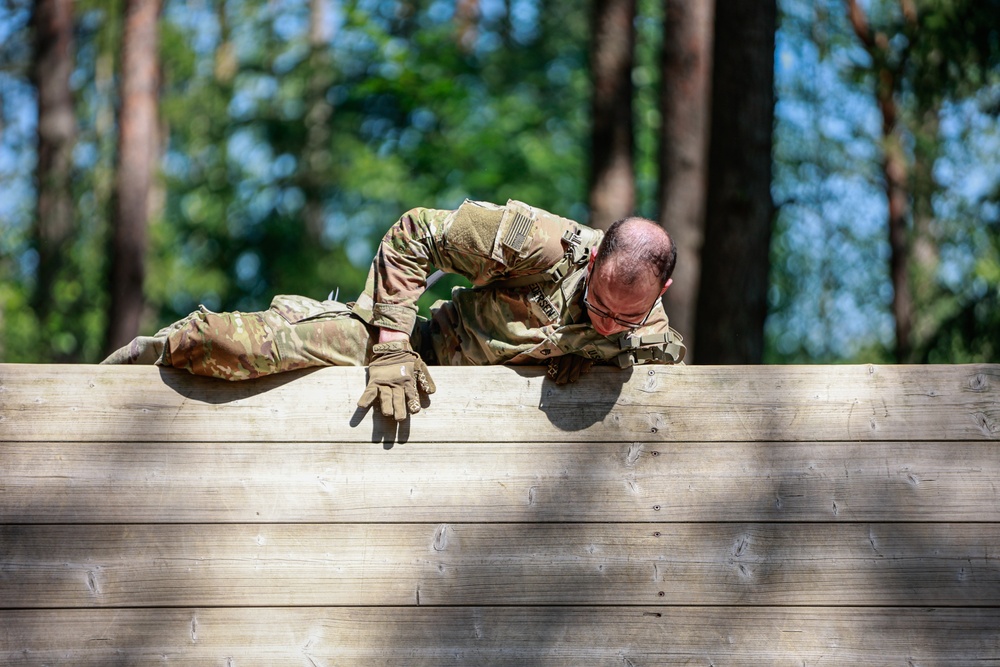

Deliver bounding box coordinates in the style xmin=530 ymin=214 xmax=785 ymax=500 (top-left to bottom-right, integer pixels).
xmin=1 ymin=363 xmax=999 ymax=665
xmin=3 ymin=523 xmax=999 ymax=607
xmin=3 ymin=607 xmax=999 ymax=666
xmin=4 ymin=439 xmax=999 ymax=522
xmin=2 ymin=364 xmax=998 ymax=442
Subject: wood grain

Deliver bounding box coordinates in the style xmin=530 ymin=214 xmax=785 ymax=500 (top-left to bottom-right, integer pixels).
xmin=2 ymin=364 xmax=998 ymax=442
xmin=2 ymin=607 xmax=998 ymax=666
xmin=3 ymin=523 xmax=998 ymax=607
xmin=3 ymin=439 xmax=1000 ymax=523
xmin=3 ymin=363 xmax=1000 ymax=664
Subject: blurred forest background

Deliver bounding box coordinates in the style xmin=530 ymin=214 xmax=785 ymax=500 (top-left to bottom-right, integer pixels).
xmin=0 ymin=0 xmax=998 ymax=364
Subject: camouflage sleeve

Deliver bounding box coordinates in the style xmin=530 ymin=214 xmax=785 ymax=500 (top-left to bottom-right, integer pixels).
xmin=353 ymin=200 xmax=577 ymax=334
xmin=351 ymin=207 xmax=452 ymax=334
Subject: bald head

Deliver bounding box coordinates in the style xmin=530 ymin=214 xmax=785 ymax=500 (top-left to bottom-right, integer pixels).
xmin=595 ymin=216 xmax=676 ymax=286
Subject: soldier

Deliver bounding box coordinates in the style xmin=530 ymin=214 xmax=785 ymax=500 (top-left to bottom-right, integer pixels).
xmin=104 ymin=199 xmax=685 ymax=420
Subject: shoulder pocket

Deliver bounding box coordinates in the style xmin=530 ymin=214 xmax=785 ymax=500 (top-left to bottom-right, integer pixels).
xmin=443 ymin=199 xmax=505 ymax=259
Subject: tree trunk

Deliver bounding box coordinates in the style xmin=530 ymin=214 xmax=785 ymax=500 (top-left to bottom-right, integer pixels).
xmin=845 ymin=0 xmax=914 ymax=362
xmin=588 ymin=0 xmax=636 ymax=230
xmin=105 ymin=0 xmax=161 ymax=355
xmin=694 ymin=0 xmax=776 ymax=364
xmin=909 ymin=107 xmax=940 ymax=349
xmin=657 ymin=0 xmax=714 ymax=360
xmin=883 ymin=116 xmax=914 ymax=362
xmin=455 ymin=0 xmax=479 ymax=52
xmin=302 ymin=0 xmax=335 ymax=242
xmin=30 ymin=0 xmax=76 ymax=331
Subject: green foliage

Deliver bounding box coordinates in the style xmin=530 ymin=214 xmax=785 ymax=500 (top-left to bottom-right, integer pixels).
xmin=768 ymin=0 xmax=1000 ymax=363
xmin=146 ymin=0 xmax=593 ymax=326
xmin=908 ymin=0 xmax=1000 ymax=106
xmin=2 ymin=0 xmax=997 ymax=363
xmin=0 ymin=0 xmax=123 ymax=362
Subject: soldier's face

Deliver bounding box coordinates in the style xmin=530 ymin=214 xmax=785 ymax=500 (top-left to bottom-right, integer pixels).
xmin=586 ymin=252 xmax=671 ymax=337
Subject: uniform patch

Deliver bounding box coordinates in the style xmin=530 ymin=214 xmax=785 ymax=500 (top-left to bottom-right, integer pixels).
xmin=449 ymin=201 xmax=504 ymax=257
xmin=528 ymin=283 xmax=559 ymax=322
xmin=502 ymin=211 xmax=535 ymax=254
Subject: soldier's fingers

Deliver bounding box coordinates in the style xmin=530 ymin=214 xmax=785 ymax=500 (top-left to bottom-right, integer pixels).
xmin=357 ymin=384 xmax=378 ymax=409
xmin=570 ymin=359 xmax=593 ymax=383
xmin=391 ymin=386 xmax=408 ymax=421
xmin=404 ymin=382 xmax=421 ymax=415
xmin=416 ymin=364 xmax=437 ymax=394
xmin=555 ymin=359 xmax=574 ymax=385
xmin=378 ymin=386 xmax=395 ymax=418
xmin=566 ymin=361 xmax=581 ymax=383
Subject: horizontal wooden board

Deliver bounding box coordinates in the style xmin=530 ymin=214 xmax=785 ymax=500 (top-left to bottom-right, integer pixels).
xmin=3 ymin=523 xmax=999 ymax=607
xmin=1 ymin=364 xmax=998 ymax=443
xmin=2 ymin=607 xmax=999 ymax=665
xmin=4 ymin=440 xmax=1000 ymax=523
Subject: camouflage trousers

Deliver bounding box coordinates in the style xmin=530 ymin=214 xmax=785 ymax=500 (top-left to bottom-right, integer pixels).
xmin=102 ymin=295 xmax=434 ymax=381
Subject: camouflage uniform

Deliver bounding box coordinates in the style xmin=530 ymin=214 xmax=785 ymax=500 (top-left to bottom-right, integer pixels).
xmin=103 ymin=199 xmax=684 ymax=378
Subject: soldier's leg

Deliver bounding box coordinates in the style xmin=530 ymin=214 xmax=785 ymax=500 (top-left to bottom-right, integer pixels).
xmin=163 ymin=297 xmax=376 ymax=380
xmin=159 ymin=308 xmax=284 ymax=379
xmin=101 ymin=336 xmax=167 ymax=365
xmin=267 ymin=295 xmax=375 ymax=370
xmin=100 ymin=308 xmax=207 ymax=366
xmin=103 ymin=296 xmax=376 ymax=380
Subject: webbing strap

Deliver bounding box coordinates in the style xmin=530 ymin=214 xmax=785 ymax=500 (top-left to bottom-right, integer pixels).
xmin=487 ymin=227 xmax=593 ymax=290
xmin=488 ymin=258 xmax=574 ymax=289
xmin=614 ymin=330 xmax=686 ymax=367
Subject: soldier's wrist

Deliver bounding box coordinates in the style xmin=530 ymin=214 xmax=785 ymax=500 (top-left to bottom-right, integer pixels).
xmin=371 ymin=340 xmax=413 ymax=355
xmin=377 ymin=328 xmax=410 ymax=344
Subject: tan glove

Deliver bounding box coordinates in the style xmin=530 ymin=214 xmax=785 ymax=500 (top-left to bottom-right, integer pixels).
xmin=547 ymin=354 xmax=594 ymax=385
xmin=358 ymin=340 xmax=437 ymax=421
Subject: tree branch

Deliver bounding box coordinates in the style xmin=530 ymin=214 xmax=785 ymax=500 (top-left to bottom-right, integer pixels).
xmin=899 ymin=0 xmax=917 ymax=27
xmin=845 ymin=0 xmax=874 ymax=50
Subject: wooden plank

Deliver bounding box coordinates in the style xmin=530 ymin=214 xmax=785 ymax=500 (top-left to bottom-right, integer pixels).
xmin=2 ymin=607 xmax=999 ymax=665
xmin=4 ymin=440 xmax=1000 ymax=523
xmin=2 ymin=364 xmax=998 ymax=443
xmin=4 ymin=523 xmax=999 ymax=607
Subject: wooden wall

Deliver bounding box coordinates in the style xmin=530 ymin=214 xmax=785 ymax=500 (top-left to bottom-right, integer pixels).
xmin=2 ymin=363 xmax=999 ymax=665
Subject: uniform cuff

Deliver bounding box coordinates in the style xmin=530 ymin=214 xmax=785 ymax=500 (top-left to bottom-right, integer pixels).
xmin=371 ymin=303 xmax=417 ymax=334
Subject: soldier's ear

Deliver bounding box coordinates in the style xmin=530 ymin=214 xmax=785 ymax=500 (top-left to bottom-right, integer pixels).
xmin=659 ymin=278 xmax=673 ymax=296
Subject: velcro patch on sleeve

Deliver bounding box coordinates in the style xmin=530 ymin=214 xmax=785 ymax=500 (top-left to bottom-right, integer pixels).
xmin=503 ymin=211 xmax=534 ymax=253
xmin=495 ymin=200 xmax=538 ymax=260
xmin=447 ymin=200 xmax=505 ymax=257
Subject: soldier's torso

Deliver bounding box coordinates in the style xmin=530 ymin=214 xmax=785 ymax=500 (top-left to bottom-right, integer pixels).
xmin=427 ymin=202 xmax=676 ymax=367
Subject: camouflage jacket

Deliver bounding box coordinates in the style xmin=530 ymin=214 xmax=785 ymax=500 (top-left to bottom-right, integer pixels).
xmin=351 ymin=199 xmax=684 ymax=367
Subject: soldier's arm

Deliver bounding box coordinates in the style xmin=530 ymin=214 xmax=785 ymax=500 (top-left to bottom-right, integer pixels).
xmin=378 ymin=328 xmax=410 ymax=344
xmin=355 ymin=200 xmax=574 ymax=336
xmin=355 ymin=203 xmax=511 ymax=336
xmin=358 ymin=207 xmax=451 ymax=336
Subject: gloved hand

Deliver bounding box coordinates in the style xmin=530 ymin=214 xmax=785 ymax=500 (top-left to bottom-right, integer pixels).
xmin=358 ymin=340 xmax=437 ymax=421
xmin=547 ymin=354 xmax=594 ymax=385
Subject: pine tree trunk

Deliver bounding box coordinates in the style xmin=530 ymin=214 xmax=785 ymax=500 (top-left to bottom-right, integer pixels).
xmin=845 ymin=0 xmax=914 ymax=361
xmin=105 ymin=0 xmax=161 ymax=354
xmin=31 ymin=0 xmax=76 ymax=334
xmin=694 ymin=0 xmax=776 ymax=364
xmin=909 ymin=107 xmax=940 ymax=349
xmin=588 ymin=0 xmax=636 ymax=230
xmin=657 ymin=0 xmax=714 ymax=360
xmin=455 ymin=0 xmax=479 ymax=52
xmin=302 ymin=0 xmax=335 ymax=242
xmin=885 ymin=133 xmax=913 ymax=361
